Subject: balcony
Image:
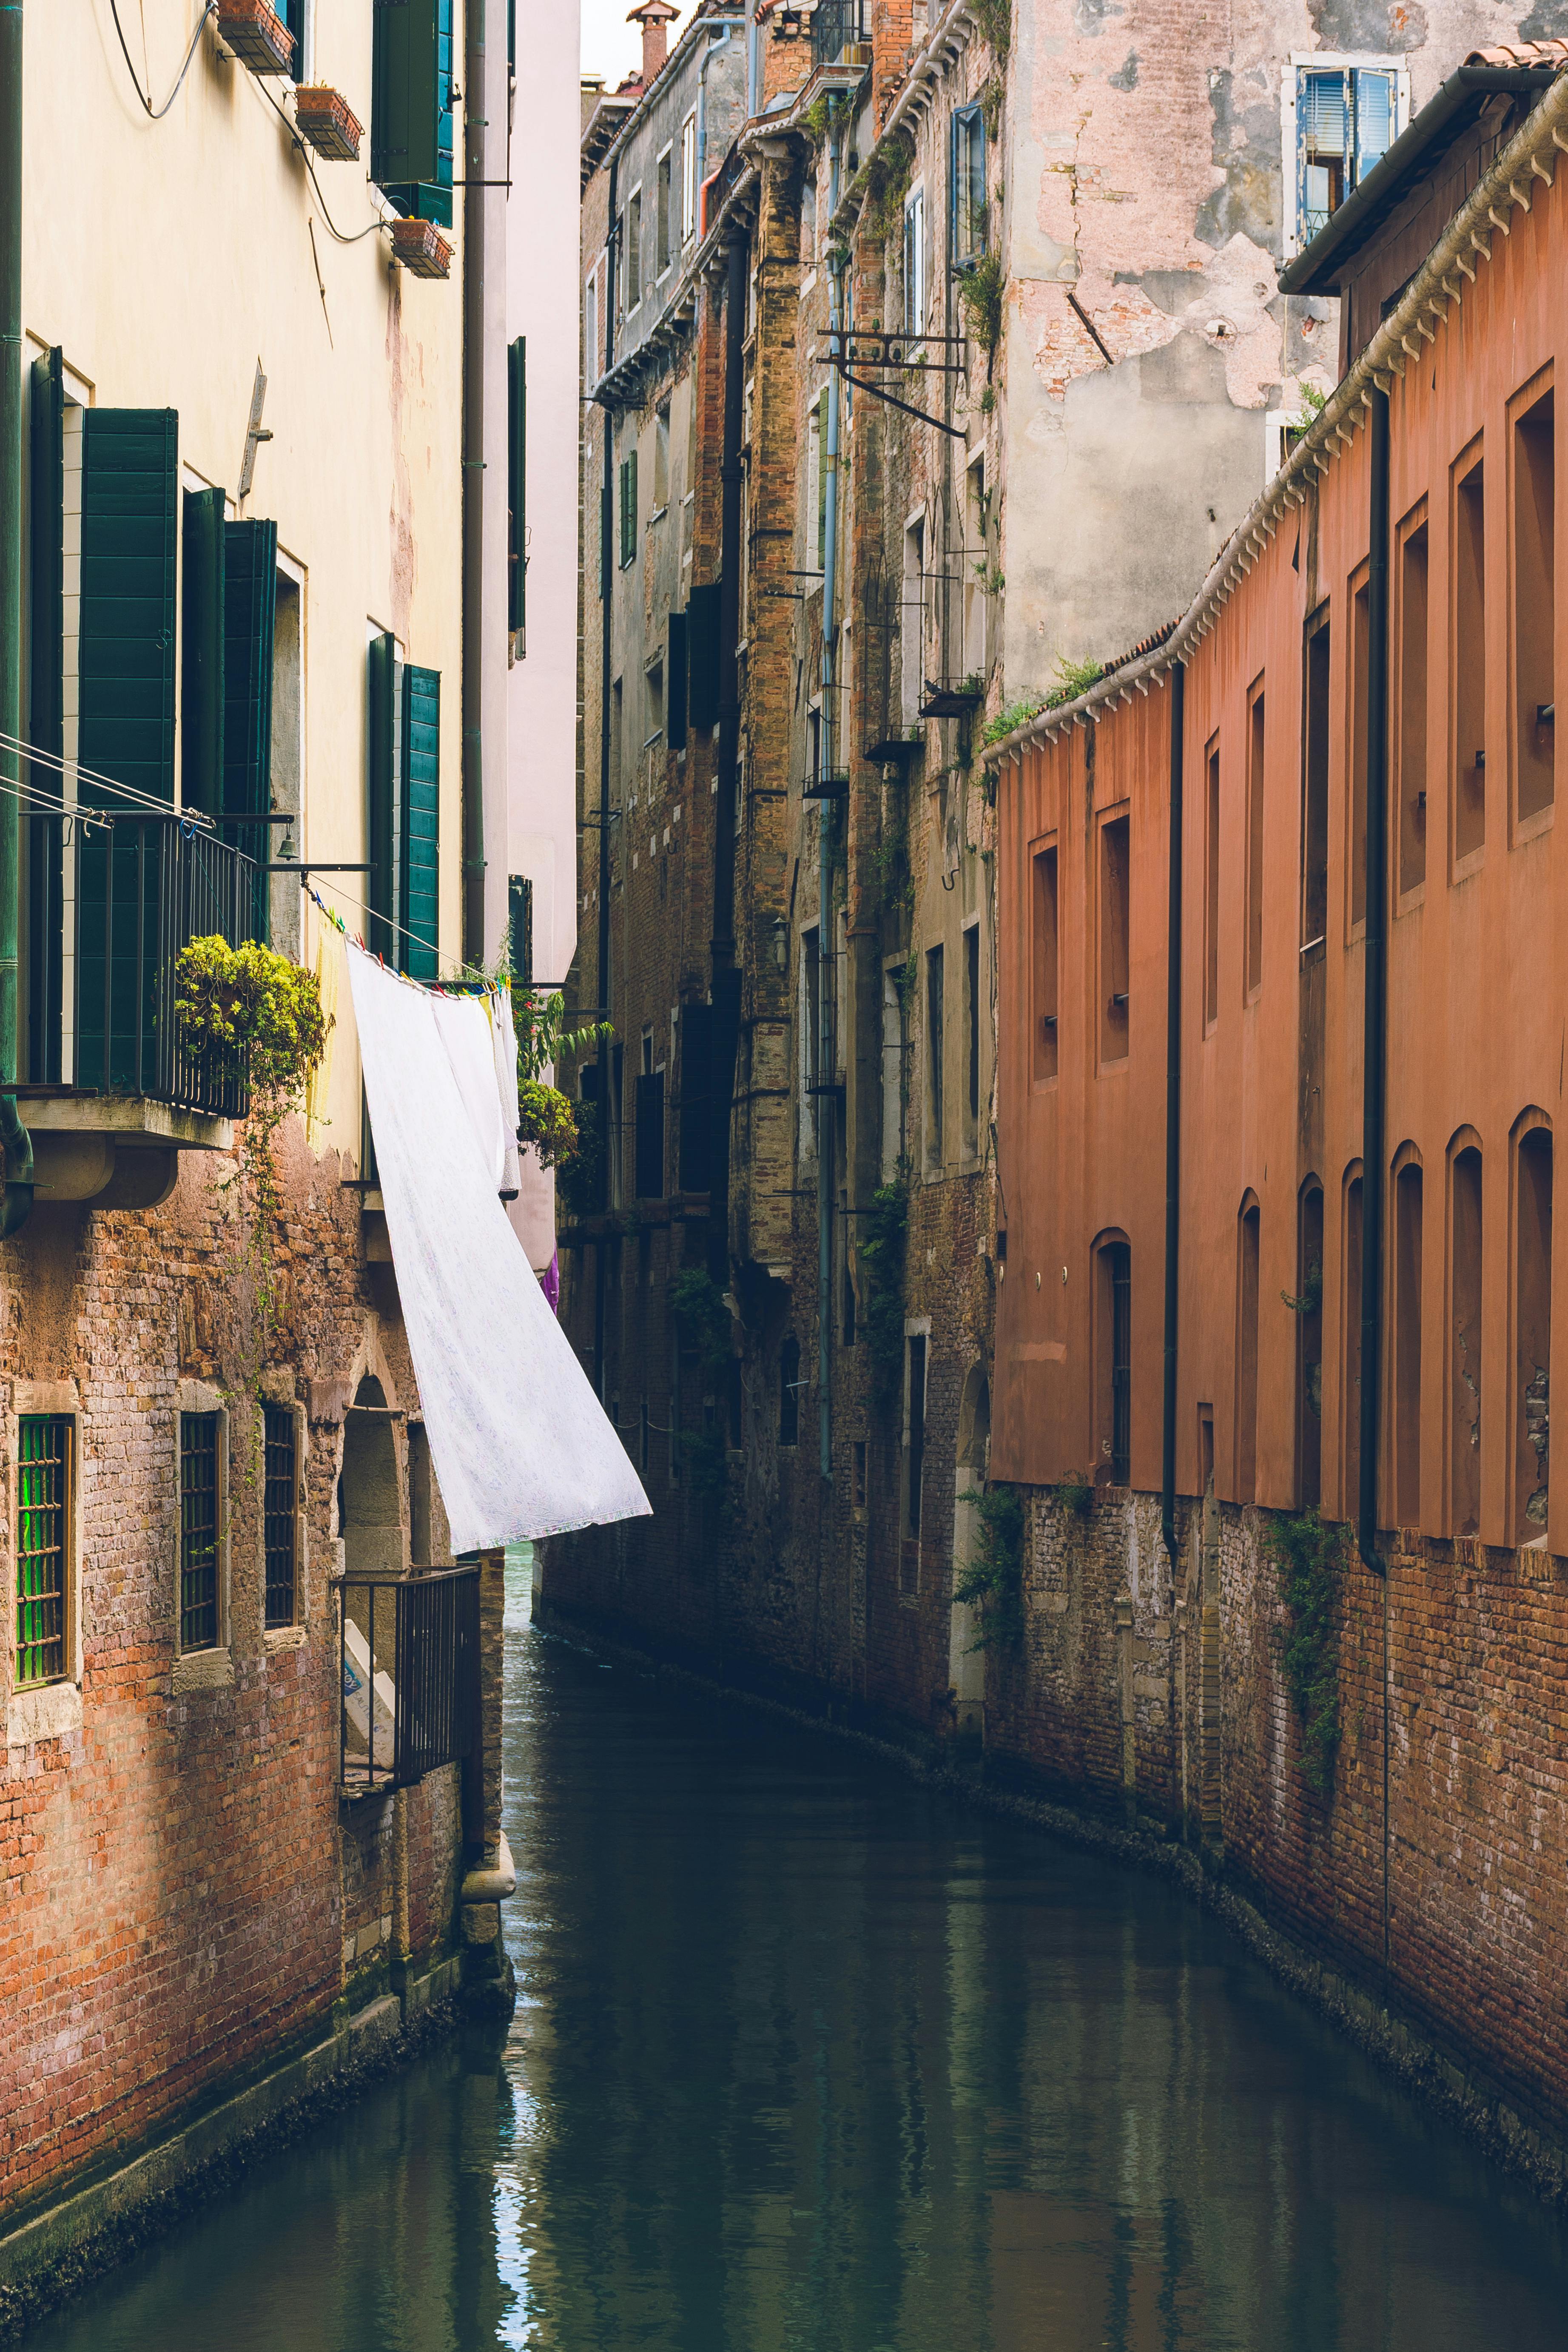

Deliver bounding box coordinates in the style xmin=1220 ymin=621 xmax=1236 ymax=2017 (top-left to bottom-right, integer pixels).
xmin=811 ymin=0 xmax=868 ymax=66
xmin=338 ymin=1565 xmax=481 ymax=1794
xmin=19 ymin=813 xmax=257 ymax=1203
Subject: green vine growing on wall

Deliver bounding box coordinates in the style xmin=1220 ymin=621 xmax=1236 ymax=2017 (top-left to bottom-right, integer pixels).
xmin=860 ymin=136 xmax=915 ymax=245
xmin=972 ymin=0 xmax=1012 ymax=57
xmin=959 ymin=248 xmax=1005 ymax=360
xmin=1268 ymin=1507 xmax=1348 ymax=1798
xmin=953 ymin=1482 xmax=1026 ymax=1650
xmin=859 ymin=1179 xmax=908 ymax=1405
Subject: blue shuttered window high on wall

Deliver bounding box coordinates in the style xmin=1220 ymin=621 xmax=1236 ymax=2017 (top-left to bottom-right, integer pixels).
xmin=224 ymin=519 xmax=277 ymax=942
xmin=181 ymin=486 xmax=225 ymax=818
xmin=401 ymin=665 xmax=440 ymax=983
xmin=372 ymin=0 xmax=454 ymax=229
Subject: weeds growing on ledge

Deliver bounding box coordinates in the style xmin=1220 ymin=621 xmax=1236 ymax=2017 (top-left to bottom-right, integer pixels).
xmin=954 ymin=1483 xmax=1026 ymax=1650
xmin=1269 ymin=1507 xmax=1348 ymax=1798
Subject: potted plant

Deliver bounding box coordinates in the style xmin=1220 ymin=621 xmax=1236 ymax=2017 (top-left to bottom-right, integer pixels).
xmin=293 ymin=85 xmax=364 ymax=162
xmin=390 ymin=217 xmax=455 ymax=281
xmin=216 ymin=0 xmax=295 ymax=75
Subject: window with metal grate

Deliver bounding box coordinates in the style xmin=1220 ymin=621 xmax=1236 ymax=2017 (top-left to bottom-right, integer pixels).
xmin=180 ymin=1412 xmax=221 ymax=1652
xmin=264 ymin=1407 xmax=298 ymax=1630
xmin=17 ymin=1416 xmax=71 ymax=1688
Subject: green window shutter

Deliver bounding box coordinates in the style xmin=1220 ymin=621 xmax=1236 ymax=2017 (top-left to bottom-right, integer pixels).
xmin=367 ymin=631 xmax=401 ymax=964
xmin=79 ymin=409 xmax=178 ymax=810
xmin=667 ymin=609 xmax=688 ymax=752
xmin=373 ymin=0 xmax=454 ymax=229
xmin=687 ymin=579 xmax=720 ymax=730
xmin=27 ymin=349 xmax=65 ymax=1083
xmin=508 ymin=338 xmax=526 ymax=636
xmin=181 ymin=487 xmax=225 ymax=819
xmin=223 ymin=519 xmax=277 ymax=941
xmin=400 ymin=665 xmax=440 ymax=981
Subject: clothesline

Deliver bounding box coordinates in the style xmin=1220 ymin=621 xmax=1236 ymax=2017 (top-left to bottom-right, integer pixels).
xmin=304 ymin=879 xmax=505 ymax=1002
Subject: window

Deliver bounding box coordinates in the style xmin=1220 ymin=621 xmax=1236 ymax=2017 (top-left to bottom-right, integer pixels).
xmin=264 ymin=1405 xmax=298 ymax=1630
xmin=950 ymin=103 xmax=987 ymax=267
xmin=372 ymin=0 xmax=455 ymax=228
xmin=585 ymin=262 xmax=601 ymax=390
xmin=1290 ymin=62 xmax=1401 ymax=251
xmin=806 ymin=398 xmax=823 ymax=578
xmin=926 ymin=944 xmax=945 ymax=1165
xmin=801 ymin=926 xmax=821 ymax=1155
xmin=1514 ymin=1128 xmax=1552 ymax=1541
xmin=1100 ymin=813 xmax=1130 ymax=1064
xmin=1204 ymin=739 xmax=1220 ymax=1028
xmin=902 ymin=516 xmax=925 ymax=722
xmin=635 ymin=1066 xmax=664 ymax=1199
xmin=905 ymin=1332 xmax=928 ymax=1543
xmin=680 ymin=113 xmax=698 ymax=245
xmin=654 ymin=398 xmax=671 ymax=509
xmin=1303 ymin=614 xmax=1331 ymax=948
xmin=16 ymin=1415 xmax=71 ymax=1688
xmin=881 ymin=970 xmax=905 ymax=1180
xmin=508 ymin=338 xmax=526 ymax=639
xmin=1237 ymin=1201 xmax=1260 ymax=1501
xmin=1394 ymin=1160 xmax=1423 ymax=1526
xmin=1348 ymin=577 xmax=1369 ymax=928
xmin=1343 ymin=1172 xmax=1363 ymax=1518
xmin=1096 ymin=1241 xmax=1132 ymax=1485
xmin=1033 ymin=844 xmax=1059 ymax=1083
xmin=1454 ymin=449 xmax=1487 ymax=866
xmin=1295 ymin=1183 xmax=1324 ymax=1510
xmin=964 ymin=453 xmax=987 ymax=676
xmin=626 ymin=189 xmax=642 ymax=309
xmin=1246 ymin=689 xmax=1266 ymax=993
xmin=964 ymin=921 xmax=981 ymax=1144
xmin=780 ymin=1334 xmax=801 ymax=1447
xmin=656 ymin=148 xmax=672 ymax=276
xmin=179 ymin=1411 xmax=222 ymax=1652
xmin=1512 ymin=382 xmax=1554 ymax=829
xmin=902 ymin=186 xmax=925 ymax=334
xmin=1449 ymin=1143 xmax=1483 ymax=1537
xmin=1397 ymin=514 xmax=1429 ymax=895
xmin=619 ymin=448 xmax=638 ymax=568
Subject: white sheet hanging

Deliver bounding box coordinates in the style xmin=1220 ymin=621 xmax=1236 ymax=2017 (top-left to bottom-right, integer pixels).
xmin=430 ymin=992 xmax=508 ymax=1193
xmin=488 ymin=986 xmax=523 ymax=1198
xmin=349 ymin=941 xmax=650 ymax=1550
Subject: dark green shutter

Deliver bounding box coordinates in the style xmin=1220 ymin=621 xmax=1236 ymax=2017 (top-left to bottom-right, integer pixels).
xmin=634 ymin=1069 xmax=664 ymax=1200
xmin=373 ymin=0 xmax=454 ymax=229
xmin=677 ymin=1000 xmax=712 ymax=1190
xmin=181 ymin=488 xmax=225 ymax=818
xmin=400 ymin=665 xmax=439 ymax=981
xmin=224 ymin=519 xmax=277 ymax=940
xmin=667 ymin=609 xmax=688 ymax=751
xmin=26 ymin=350 xmax=64 ymax=1082
xmin=367 ymin=632 xmax=400 ymax=963
xmin=508 ymin=873 xmax=533 ymax=984
xmin=508 ymin=338 xmax=526 ymax=636
xmin=687 ymin=579 xmax=720 ymax=730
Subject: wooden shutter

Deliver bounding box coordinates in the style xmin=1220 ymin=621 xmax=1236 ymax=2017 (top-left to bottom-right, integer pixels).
xmin=181 ymin=488 xmax=225 ymax=818
xmin=27 ymin=350 xmax=64 ymax=1082
xmin=372 ymin=0 xmax=453 ymax=227
xmin=224 ymin=519 xmax=277 ymax=941
xmin=687 ymin=579 xmax=720 ymax=729
xmin=677 ymin=1000 xmax=713 ymax=1192
xmin=400 ymin=665 xmax=440 ymax=981
xmin=508 ymin=338 xmax=526 ymax=635
xmin=634 ymin=1069 xmax=665 ymax=1200
xmin=666 ymin=609 xmax=688 ymax=751
xmin=367 ymin=632 xmax=400 ymax=964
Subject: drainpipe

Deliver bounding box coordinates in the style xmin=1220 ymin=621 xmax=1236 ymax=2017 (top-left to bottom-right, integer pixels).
xmin=1357 ymin=387 xmax=1391 ymax=1574
xmin=1160 ymin=661 xmax=1185 ymax=1562
xmin=817 ymin=100 xmax=845 ymax=1481
xmin=593 ymin=153 xmax=619 ymax=1399
xmin=708 ymin=230 xmax=746 ymax=1287
xmin=0 ymin=0 xmax=32 ymax=1234
xmin=461 ymin=0 xmax=489 ymax=965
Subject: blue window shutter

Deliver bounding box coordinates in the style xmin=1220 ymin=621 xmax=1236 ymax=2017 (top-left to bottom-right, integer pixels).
xmin=508 ymin=338 xmax=526 ymax=635
xmin=181 ymin=488 xmax=225 ymax=819
xmin=400 ymin=664 xmax=440 ymax=981
xmin=373 ymin=0 xmax=454 ymax=229
xmin=223 ymin=518 xmax=277 ymax=940
xmin=667 ymin=609 xmax=688 ymax=751
xmin=27 ymin=349 xmax=65 ymax=1082
xmin=367 ymin=632 xmax=400 ymax=964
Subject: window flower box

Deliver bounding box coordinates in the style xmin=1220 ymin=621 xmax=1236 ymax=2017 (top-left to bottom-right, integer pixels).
xmin=216 ymin=0 xmax=295 ymax=75
xmin=293 ymin=85 xmax=364 ymax=162
xmin=390 ymin=217 xmax=455 ymax=281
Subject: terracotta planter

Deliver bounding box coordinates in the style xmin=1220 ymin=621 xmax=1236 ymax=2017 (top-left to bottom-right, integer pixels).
xmin=390 ymin=217 xmax=455 ymax=282
xmin=216 ymin=0 xmax=295 ymax=75
xmin=293 ymin=85 xmax=364 ymax=162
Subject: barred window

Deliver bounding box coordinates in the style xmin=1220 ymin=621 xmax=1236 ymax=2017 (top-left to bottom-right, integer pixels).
xmin=179 ymin=1412 xmax=221 ymax=1652
xmin=17 ymin=1415 xmax=72 ymax=1687
xmin=264 ymin=1407 xmax=298 ymax=1630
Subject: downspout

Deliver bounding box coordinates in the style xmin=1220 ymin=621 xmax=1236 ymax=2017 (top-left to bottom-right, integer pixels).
xmin=461 ymin=0 xmax=489 ymax=963
xmin=0 ymin=0 xmax=32 ymax=1234
xmin=709 ymin=232 xmax=746 ymax=1287
xmin=594 ymin=154 xmax=619 ymax=1398
xmin=818 ymin=99 xmax=844 ymax=1481
xmin=1358 ymin=387 xmax=1390 ymax=1574
xmin=1160 ymin=661 xmax=1185 ymax=1561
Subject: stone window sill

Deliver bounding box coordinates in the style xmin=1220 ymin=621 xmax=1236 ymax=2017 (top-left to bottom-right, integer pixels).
xmin=265 ymin=1625 xmax=308 ymax=1653
xmin=174 ymin=1647 xmax=234 ymax=1694
xmin=7 ymin=1678 xmax=83 ymax=1751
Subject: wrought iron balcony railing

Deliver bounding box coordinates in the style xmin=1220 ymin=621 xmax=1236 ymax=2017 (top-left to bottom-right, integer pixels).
xmin=339 ymin=1565 xmax=481 ymax=1794
xmin=812 ymin=0 xmax=868 ymax=65
xmin=27 ymin=812 xmax=257 ymax=1117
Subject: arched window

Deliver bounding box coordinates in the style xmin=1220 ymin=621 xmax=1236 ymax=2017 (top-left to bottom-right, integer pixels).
xmin=1514 ymin=1123 xmax=1552 ymax=1541
xmin=1093 ymin=1237 xmax=1132 ymax=1485
xmin=1393 ymin=1153 xmax=1423 ymax=1527
xmin=1236 ymin=1199 xmax=1260 ymax=1501
xmin=779 ymin=1335 xmax=800 ymax=1449
xmin=1449 ymin=1141 xmax=1483 ymax=1536
xmin=1342 ymin=1168 xmax=1363 ymax=1519
xmin=1294 ymin=1180 xmax=1324 ymax=1509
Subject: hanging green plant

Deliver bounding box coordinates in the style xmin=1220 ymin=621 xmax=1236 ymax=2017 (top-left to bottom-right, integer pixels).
xmin=516 ymin=1081 xmax=578 ymax=1169
xmin=1268 ymin=1507 xmax=1348 ymax=1797
xmin=859 ymin=1178 xmax=908 ymax=1405
xmin=953 ymin=1482 xmax=1026 ymax=1649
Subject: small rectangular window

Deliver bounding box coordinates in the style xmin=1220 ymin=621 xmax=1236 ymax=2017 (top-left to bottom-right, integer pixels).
xmin=680 ymin=114 xmax=698 ymax=244
xmin=1097 ymin=1243 xmax=1132 ymax=1485
xmin=1303 ymin=616 xmax=1331 ymax=947
xmin=964 ymin=923 xmax=981 ymax=1139
xmin=264 ymin=1405 xmax=298 ymax=1630
xmin=656 ymin=149 xmax=672 ymax=276
xmin=1204 ymin=740 xmax=1220 ymax=1028
xmin=1454 ymin=452 xmax=1487 ymax=865
xmin=902 ymin=187 xmax=925 ymax=334
xmin=950 ymin=104 xmax=987 ymax=266
xmin=1246 ymin=691 xmax=1266 ymax=993
xmin=179 ymin=1411 xmax=221 ymax=1653
xmin=1513 ymin=385 xmax=1554 ymax=828
xmin=1515 ymin=1131 xmax=1553 ymax=1541
xmin=906 ymin=1333 xmax=928 ymax=1541
xmin=654 ymin=400 xmax=671 ymax=509
xmin=881 ymin=970 xmax=905 ymax=1181
xmin=1343 ymin=1176 xmax=1363 ymax=1517
xmin=1032 ymin=845 xmax=1059 ymax=1083
xmin=626 ymin=190 xmax=642 ymax=309
xmin=902 ymin=517 xmax=925 ymax=722
xmin=619 ymin=448 xmax=638 ymax=569
xmin=1100 ymin=813 xmax=1130 ymax=1064
xmin=17 ymin=1415 xmax=72 ymax=1688
xmin=635 ymin=1069 xmax=665 ymax=1200
xmin=585 ymin=272 xmax=599 ymax=389
xmin=1351 ymin=580 xmax=1369 ymax=927
xmin=1449 ymin=1146 xmax=1484 ymax=1537
xmin=1236 ymin=1205 xmax=1260 ymax=1501
xmin=926 ymin=943 xmax=945 ymax=1162
xmin=1398 ymin=518 xmax=1429 ymax=894
xmin=1394 ymin=1163 xmax=1423 ymax=1526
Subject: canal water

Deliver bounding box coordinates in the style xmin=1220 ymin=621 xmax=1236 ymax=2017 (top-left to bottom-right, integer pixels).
xmin=28 ymin=1602 xmax=1568 ymax=2351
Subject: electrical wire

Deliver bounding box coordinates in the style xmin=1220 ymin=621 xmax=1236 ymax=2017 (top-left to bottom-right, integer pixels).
xmin=249 ymin=74 xmax=388 ymax=246
xmin=303 ymin=876 xmax=450 ymax=978
xmin=108 ymin=0 xmax=216 ymax=121
xmin=0 ymin=731 xmax=215 ymax=822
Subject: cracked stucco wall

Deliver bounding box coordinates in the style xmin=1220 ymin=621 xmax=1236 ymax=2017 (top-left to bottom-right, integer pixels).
xmin=1002 ymin=0 xmax=1563 ymax=688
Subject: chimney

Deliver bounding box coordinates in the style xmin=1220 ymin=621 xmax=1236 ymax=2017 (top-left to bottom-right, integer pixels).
xmin=627 ymin=1 xmax=680 ymax=89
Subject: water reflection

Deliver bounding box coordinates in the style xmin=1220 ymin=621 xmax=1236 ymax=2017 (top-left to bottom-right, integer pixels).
xmin=28 ymin=1624 xmax=1568 ymax=2352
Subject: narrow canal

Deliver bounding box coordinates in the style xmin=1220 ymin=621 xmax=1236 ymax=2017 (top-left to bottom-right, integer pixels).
xmin=29 ymin=1599 xmax=1568 ymax=2352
